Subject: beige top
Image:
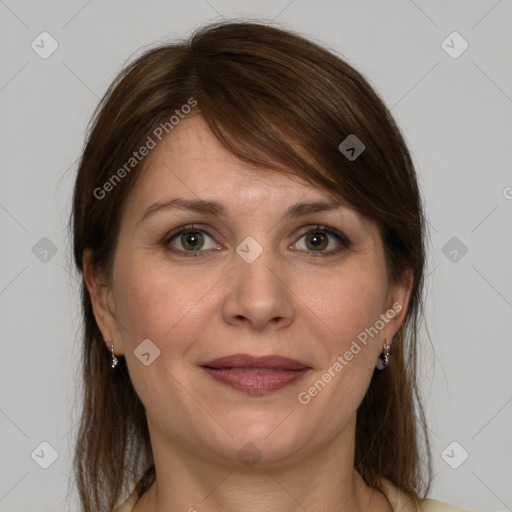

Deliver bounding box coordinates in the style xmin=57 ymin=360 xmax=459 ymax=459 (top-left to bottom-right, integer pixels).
xmin=114 ymin=478 xmax=476 ymax=512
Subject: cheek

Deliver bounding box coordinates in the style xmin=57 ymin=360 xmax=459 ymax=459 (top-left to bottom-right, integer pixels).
xmin=294 ymin=272 xmax=384 ymax=436
xmin=112 ymin=250 xmax=227 ymax=356
xmin=303 ymin=264 xmax=387 ymax=352
xmin=111 ymin=256 xmax=219 ymax=406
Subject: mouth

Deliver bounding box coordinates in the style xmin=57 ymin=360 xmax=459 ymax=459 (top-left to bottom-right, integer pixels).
xmin=200 ymin=353 xmax=311 ymax=396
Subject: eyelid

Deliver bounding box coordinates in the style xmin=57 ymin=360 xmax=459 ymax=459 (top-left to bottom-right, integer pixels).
xmin=295 ymin=224 xmax=352 ymax=248
xmin=291 ymin=224 xmax=352 ymax=257
xmin=163 ymin=224 xmax=221 ymax=257
xmin=163 ymin=224 xmax=212 ymax=245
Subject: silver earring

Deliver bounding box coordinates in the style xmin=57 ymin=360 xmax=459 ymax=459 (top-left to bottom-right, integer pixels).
xmin=376 ymin=340 xmax=391 ymax=370
xmin=110 ymin=342 xmax=118 ymax=369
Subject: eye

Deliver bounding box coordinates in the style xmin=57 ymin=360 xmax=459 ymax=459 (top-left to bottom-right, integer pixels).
xmin=164 ymin=225 xmax=221 ymax=256
xmin=292 ymin=225 xmax=351 ymax=256
xmin=163 ymin=223 xmax=351 ymax=258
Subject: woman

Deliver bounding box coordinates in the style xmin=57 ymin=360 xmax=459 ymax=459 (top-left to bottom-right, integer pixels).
xmin=71 ymin=21 xmax=474 ymax=512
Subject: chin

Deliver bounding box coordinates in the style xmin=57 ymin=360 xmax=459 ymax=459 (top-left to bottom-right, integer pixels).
xmin=207 ymin=414 xmax=311 ymax=467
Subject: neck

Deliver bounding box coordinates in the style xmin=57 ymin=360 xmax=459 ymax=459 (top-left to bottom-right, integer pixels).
xmin=133 ymin=420 xmax=392 ymax=512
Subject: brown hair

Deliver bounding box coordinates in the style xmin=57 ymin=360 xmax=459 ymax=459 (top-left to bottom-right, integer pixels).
xmin=71 ymin=20 xmax=432 ymax=511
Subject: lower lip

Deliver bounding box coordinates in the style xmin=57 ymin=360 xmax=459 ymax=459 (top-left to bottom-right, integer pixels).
xmin=201 ymin=367 xmax=310 ymax=395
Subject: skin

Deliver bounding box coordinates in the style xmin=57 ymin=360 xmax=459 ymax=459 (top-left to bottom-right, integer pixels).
xmin=84 ymin=115 xmax=412 ymax=512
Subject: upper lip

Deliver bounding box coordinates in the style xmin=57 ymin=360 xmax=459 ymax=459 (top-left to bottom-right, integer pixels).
xmin=200 ymin=353 xmax=310 ymax=371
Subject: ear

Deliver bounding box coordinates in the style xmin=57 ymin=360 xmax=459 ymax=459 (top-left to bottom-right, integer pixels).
xmin=82 ymin=249 xmax=124 ymax=355
xmin=381 ymin=267 xmax=414 ymax=344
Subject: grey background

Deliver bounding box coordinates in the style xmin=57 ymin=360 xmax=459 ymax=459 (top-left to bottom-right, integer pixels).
xmin=1 ymin=1 xmax=511 ymax=511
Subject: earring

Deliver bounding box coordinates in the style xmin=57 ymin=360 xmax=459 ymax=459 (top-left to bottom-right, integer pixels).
xmin=110 ymin=341 xmax=118 ymax=369
xmin=376 ymin=339 xmax=392 ymax=370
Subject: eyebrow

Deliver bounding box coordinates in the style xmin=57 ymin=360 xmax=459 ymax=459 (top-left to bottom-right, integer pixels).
xmin=139 ymin=197 xmax=346 ymax=225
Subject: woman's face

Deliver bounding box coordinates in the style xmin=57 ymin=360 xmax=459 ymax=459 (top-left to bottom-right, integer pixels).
xmin=87 ymin=115 xmax=411 ymax=467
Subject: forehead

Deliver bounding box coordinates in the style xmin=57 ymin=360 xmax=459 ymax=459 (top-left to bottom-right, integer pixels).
xmin=129 ymin=115 xmax=343 ymax=211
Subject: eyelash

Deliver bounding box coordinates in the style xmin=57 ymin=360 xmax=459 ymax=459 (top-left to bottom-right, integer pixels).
xmin=162 ymin=224 xmax=352 ymax=258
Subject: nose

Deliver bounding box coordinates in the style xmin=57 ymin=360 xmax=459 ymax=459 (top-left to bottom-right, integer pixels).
xmin=221 ymin=242 xmax=295 ymax=332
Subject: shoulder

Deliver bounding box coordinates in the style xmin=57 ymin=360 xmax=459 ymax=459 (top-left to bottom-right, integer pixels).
xmin=420 ymin=499 xmax=477 ymax=512
xmin=113 ymin=488 xmax=139 ymax=512
xmin=116 ymin=479 xmax=479 ymax=512
xmin=379 ymin=478 xmax=478 ymax=512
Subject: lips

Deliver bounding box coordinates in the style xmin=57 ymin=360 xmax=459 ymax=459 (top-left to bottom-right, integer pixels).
xmin=201 ymin=354 xmax=310 ymax=371
xmin=200 ymin=353 xmax=311 ymax=396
